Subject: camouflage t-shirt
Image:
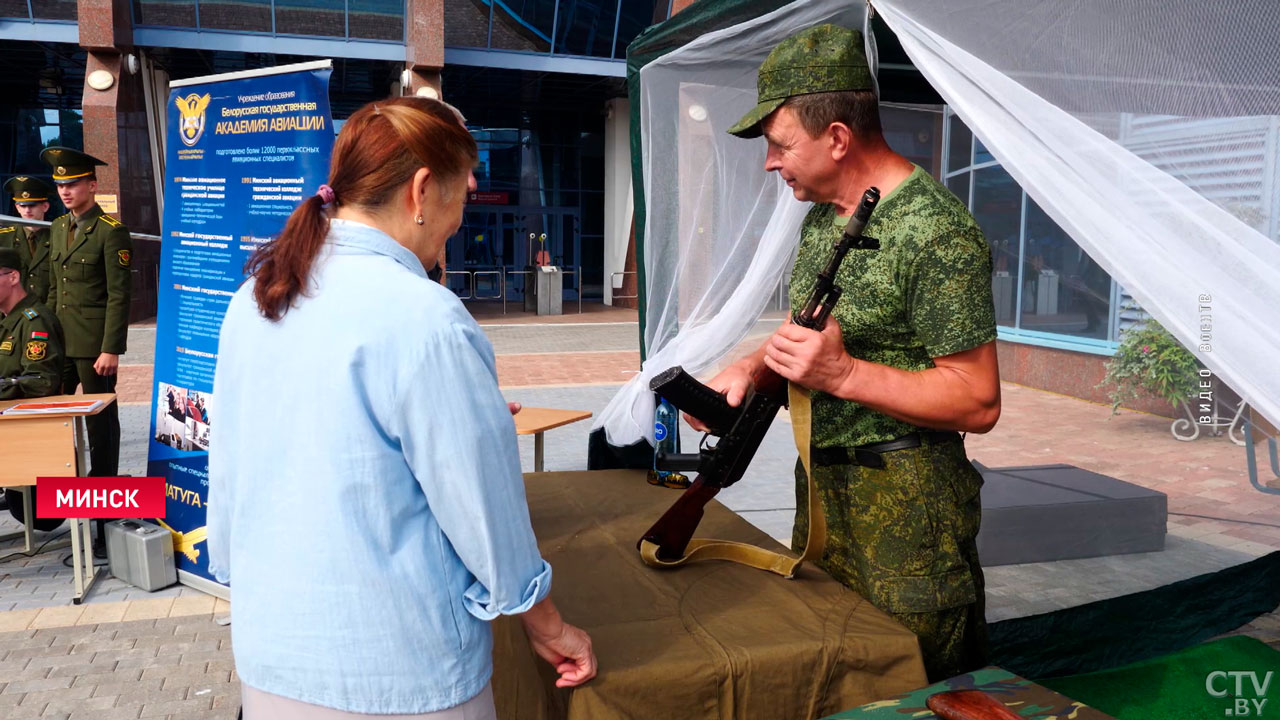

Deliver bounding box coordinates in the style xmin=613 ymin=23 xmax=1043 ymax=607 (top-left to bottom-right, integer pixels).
xmin=789 ymin=165 xmax=996 ymax=448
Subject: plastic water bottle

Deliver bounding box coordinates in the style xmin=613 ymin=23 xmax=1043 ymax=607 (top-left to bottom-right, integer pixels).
xmin=648 ymin=397 xmax=689 ymax=488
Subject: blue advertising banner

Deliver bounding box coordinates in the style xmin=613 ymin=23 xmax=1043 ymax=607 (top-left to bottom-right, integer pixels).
xmin=147 ymin=61 xmax=334 ymax=592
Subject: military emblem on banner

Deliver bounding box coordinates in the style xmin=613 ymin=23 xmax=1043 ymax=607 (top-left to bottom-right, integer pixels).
xmin=25 ymin=340 xmax=46 ymax=361
xmin=118 ymin=249 xmax=131 ymax=267
xmin=175 ymin=93 xmax=212 ymax=147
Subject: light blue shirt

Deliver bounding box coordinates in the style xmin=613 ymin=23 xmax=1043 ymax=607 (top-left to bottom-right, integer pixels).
xmin=208 ymin=219 xmax=552 ymax=714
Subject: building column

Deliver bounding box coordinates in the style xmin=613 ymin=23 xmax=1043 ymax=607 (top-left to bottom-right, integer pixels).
xmin=77 ymin=0 xmax=159 ymax=235
xmin=604 ymin=98 xmax=634 ymax=306
xmin=405 ymin=0 xmax=445 ymax=98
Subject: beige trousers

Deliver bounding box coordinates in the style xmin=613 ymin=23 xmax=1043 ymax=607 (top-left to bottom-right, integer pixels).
xmin=241 ymin=683 xmax=497 ymax=720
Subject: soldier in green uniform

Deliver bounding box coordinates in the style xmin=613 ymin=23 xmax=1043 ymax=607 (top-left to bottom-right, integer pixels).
xmin=0 ymin=247 xmax=67 ymax=530
xmin=41 ymin=146 xmax=131 ymax=479
xmin=2 ymin=175 xmax=56 ymax=302
xmin=691 ymin=25 xmax=1002 ymax=682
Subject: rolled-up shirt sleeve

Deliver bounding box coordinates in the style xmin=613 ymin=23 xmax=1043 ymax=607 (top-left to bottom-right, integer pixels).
xmin=391 ymin=323 xmax=551 ymax=621
xmin=207 ymin=332 xmax=235 ymax=585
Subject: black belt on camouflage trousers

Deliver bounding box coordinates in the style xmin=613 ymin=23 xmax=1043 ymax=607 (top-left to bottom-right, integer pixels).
xmin=811 ymin=430 xmax=962 ymax=470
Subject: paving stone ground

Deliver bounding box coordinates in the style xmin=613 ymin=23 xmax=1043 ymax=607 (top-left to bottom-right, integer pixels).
xmin=3 ymin=303 xmax=1277 ymax=717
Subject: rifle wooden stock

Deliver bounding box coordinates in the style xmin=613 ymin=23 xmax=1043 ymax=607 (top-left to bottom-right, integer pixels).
xmin=925 ymin=691 xmax=1024 ymax=720
xmin=637 ymin=478 xmax=720 ymax=560
xmin=640 ymin=369 xmax=783 ymax=560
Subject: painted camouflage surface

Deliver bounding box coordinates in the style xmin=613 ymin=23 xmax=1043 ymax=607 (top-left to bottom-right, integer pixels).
xmin=822 ymin=667 xmax=1115 ymax=719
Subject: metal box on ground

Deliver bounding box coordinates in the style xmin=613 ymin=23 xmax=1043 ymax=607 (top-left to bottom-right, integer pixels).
xmin=105 ymin=519 xmax=177 ymax=591
xmin=535 ymin=266 xmax=563 ymax=315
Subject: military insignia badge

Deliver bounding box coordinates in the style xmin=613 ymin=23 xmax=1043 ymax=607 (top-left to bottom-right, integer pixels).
xmin=23 ymin=308 xmax=38 ymax=319
xmin=25 ymin=340 xmax=46 ymax=361
xmin=0 ymin=340 xmax=12 ymax=353
xmin=20 ymin=191 xmax=30 ymax=199
xmin=175 ymin=93 xmax=212 ymax=147
xmin=56 ymin=166 xmax=67 ymax=176
xmin=31 ymin=330 xmax=48 ymax=340
xmin=118 ymin=249 xmax=131 ymax=267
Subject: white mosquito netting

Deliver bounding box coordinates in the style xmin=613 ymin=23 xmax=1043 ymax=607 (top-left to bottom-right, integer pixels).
xmin=596 ymin=0 xmax=1280 ymax=448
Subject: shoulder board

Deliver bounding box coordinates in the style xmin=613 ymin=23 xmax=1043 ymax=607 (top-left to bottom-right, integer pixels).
xmin=53 ymin=213 xmax=70 ymax=223
xmin=0 ymin=226 xmax=15 ymax=234
xmin=100 ymin=214 xmax=122 ymax=227
xmin=23 ymin=307 xmax=39 ymax=320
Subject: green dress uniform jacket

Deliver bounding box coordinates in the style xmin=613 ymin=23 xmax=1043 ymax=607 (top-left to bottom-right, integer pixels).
xmin=45 ymin=204 xmax=132 ymax=358
xmin=1 ymin=225 xmax=54 ymax=302
xmin=0 ymin=292 xmax=65 ymax=400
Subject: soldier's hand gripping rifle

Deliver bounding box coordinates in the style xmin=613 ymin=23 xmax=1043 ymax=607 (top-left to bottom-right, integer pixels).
xmin=639 ymin=187 xmax=881 ymax=562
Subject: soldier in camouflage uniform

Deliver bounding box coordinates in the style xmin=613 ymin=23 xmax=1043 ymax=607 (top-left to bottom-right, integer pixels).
xmin=694 ymin=24 xmax=1002 ymax=682
xmin=1 ymin=176 xmax=55 ymax=302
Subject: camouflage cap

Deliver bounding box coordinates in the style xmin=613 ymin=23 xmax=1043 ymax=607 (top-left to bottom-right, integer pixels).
xmin=4 ymin=175 xmax=53 ymax=205
xmin=0 ymin=248 xmax=21 ymax=272
xmin=728 ymin=24 xmax=874 ymax=139
xmin=40 ymin=146 xmax=107 ymax=185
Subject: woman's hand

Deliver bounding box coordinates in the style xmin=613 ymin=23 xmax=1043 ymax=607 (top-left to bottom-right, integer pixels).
xmin=519 ymin=598 xmax=597 ymax=688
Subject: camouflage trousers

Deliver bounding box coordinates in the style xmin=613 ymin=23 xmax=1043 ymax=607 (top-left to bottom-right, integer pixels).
xmin=793 ymin=438 xmax=988 ymax=682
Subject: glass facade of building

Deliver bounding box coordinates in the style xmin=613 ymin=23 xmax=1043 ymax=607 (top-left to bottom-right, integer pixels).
xmin=0 ymin=0 xmax=77 ymax=21
xmin=943 ymin=108 xmax=1119 ymax=353
xmin=131 ymin=0 xmax=406 ymax=42
xmin=0 ymin=43 xmax=85 ymax=216
xmin=444 ymin=0 xmax=652 ymax=59
xmin=441 ymin=67 xmax=616 ymax=300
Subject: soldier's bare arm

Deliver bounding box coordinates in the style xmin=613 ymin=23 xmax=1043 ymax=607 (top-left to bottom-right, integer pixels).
xmin=765 ymin=317 xmax=1000 ymax=433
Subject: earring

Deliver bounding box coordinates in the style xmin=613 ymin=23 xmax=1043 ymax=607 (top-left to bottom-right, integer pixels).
xmin=415 ymin=214 xmax=424 ymax=225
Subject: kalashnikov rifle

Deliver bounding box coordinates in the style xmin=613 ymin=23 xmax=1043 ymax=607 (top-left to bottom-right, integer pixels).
xmin=639 ymin=187 xmax=881 ymax=561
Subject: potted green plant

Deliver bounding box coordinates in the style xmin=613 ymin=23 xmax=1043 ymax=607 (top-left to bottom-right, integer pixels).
xmin=1099 ymin=320 xmax=1201 ymax=415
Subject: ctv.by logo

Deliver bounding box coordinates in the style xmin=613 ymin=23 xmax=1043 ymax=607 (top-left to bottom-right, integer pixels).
xmin=1207 ymin=670 xmax=1273 ymax=716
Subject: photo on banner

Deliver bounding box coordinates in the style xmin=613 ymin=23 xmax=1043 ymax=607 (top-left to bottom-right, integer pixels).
xmin=146 ymin=61 xmax=335 ymax=595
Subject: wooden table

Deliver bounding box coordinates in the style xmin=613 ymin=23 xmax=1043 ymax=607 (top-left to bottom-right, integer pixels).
xmin=0 ymin=393 xmax=116 ymax=603
xmin=513 ymin=407 xmax=592 ymax=472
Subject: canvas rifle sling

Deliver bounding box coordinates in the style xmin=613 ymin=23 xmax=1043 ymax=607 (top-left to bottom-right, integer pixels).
xmin=639 ymin=382 xmax=827 ymax=577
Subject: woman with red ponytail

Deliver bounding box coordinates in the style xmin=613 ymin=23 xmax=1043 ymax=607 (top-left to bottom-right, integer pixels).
xmin=208 ymin=97 xmax=596 ymax=719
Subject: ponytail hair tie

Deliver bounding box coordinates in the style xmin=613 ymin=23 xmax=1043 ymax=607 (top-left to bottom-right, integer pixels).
xmin=316 ymin=184 xmax=336 ymax=205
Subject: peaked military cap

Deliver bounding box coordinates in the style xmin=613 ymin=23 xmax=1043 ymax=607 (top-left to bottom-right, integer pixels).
xmin=728 ymin=24 xmax=875 ymax=139
xmin=4 ymin=176 xmax=53 ymax=205
xmin=40 ymin=146 xmax=107 ymax=185
xmin=0 ymin=248 xmax=22 ymax=272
